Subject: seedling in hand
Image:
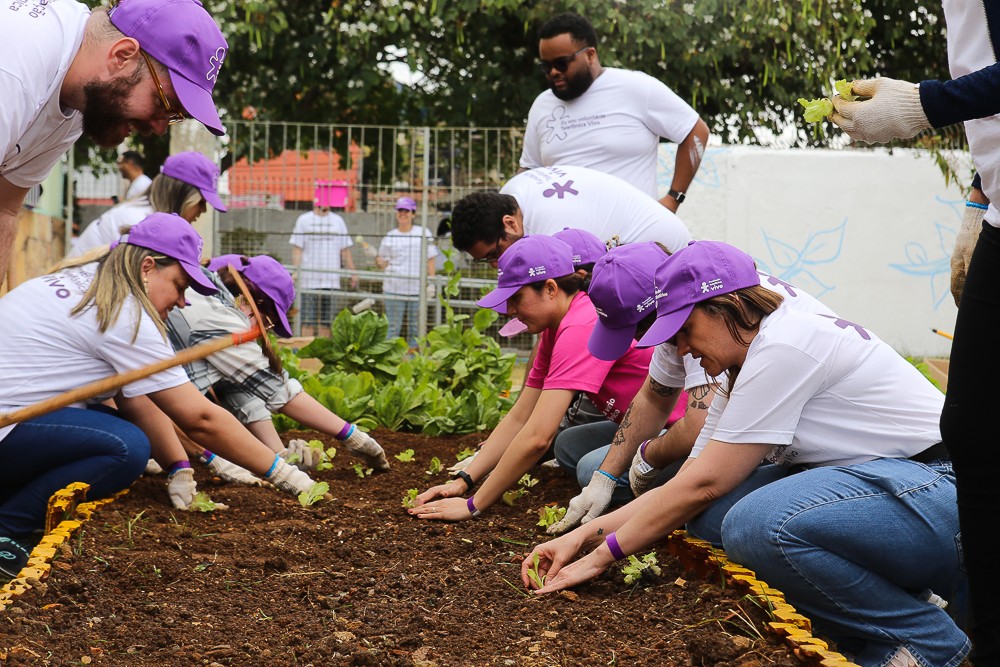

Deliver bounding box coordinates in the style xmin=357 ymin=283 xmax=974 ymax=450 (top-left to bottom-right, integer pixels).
xmin=526 ymin=552 xmax=546 ymax=589
xmin=298 ymin=481 xmax=330 ymax=507
xmin=189 ymin=492 xmax=227 ymax=512
xmin=351 ymin=462 xmax=373 ymax=478
xmin=798 ymin=79 xmax=857 ymax=123
xmin=621 ymin=552 xmax=662 ymax=585
xmin=536 ymin=504 xmax=567 ymax=528
xmin=401 ymin=488 xmax=419 ymax=508
xmin=426 ymin=457 xmax=442 ymax=475
xmin=310 ymin=440 xmax=337 ymax=471
xmin=395 ymin=449 xmax=416 ymax=462
xmin=455 ymin=447 xmax=475 ymax=461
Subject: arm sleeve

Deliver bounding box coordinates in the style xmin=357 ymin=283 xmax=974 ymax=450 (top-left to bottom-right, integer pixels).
xmin=641 ymin=75 xmax=699 ymax=143
xmin=526 ymin=323 xmax=615 ymax=394
xmin=919 ymin=64 xmax=1000 ymax=128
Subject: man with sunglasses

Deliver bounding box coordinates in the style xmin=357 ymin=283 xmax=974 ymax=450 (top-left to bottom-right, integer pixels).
xmin=1 ymin=0 xmax=228 ymax=288
xmin=521 ymin=13 xmax=710 ymax=213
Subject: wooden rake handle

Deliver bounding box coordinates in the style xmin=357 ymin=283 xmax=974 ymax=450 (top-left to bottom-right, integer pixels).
xmin=0 ymin=326 xmax=262 ymax=429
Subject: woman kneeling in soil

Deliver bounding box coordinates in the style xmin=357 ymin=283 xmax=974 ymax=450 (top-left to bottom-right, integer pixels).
xmin=520 ymin=240 xmax=967 ymax=667
xmin=0 ymin=214 xmax=320 ymax=579
xmin=161 ymin=253 xmax=388 ymax=486
xmin=410 ymin=234 xmax=651 ymax=521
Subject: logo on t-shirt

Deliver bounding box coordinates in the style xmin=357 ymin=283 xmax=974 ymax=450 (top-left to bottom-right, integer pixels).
xmin=542 ymin=180 xmax=579 ymax=199
xmin=543 ymin=107 xmax=569 ymax=143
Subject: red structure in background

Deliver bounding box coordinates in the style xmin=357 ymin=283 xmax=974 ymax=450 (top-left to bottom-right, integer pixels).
xmin=227 ymin=142 xmax=363 ymax=210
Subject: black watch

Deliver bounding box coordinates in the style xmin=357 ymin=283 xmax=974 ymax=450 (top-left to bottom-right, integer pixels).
xmin=456 ymin=470 xmax=475 ymax=493
xmin=667 ymin=189 xmax=686 ymax=204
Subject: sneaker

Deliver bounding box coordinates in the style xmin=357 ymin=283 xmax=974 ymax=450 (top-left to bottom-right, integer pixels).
xmin=886 ymin=646 xmax=919 ymax=667
xmin=0 ymin=536 xmax=30 ymax=581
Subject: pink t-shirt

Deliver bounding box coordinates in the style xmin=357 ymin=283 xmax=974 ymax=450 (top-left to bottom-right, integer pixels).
xmin=525 ymin=292 xmax=652 ymax=423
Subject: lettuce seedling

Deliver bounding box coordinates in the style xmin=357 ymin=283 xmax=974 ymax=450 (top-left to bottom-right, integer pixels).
xmin=298 ymin=481 xmax=329 ymax=507
xmin=518 ymin=474 xmax=539 ymax=489
xmin=526 ymin=552 xmax=546 ymax=589
xmin=622 ymin=552 xmax=662 ymax=585
xmin=502 ymin=488 xmax=527 ymax=506
xmin=797 ymin=97 xmax=833 ymax=123
xmin=189 ymin=492 xmax=227 ymax=512
xmin=455 ymin=447 xmax=476 ymax=461
xmin=395 ymin=449 xmax=416 ymax=462
xmin=834 ymin=79 xmax=858 ymax=101
xmin=536 ymin=505 xmax=567 ymax=528
xmin=401 ymin=488 xmax=419 ymax=508
xmin=351 ymin=462 xmax=373 ymax=478
xmin=426 ymin=457 xmax=442 ymax=475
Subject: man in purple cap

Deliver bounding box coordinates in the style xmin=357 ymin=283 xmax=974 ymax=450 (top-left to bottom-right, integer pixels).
xmin=1 ymin=0 xmax=228 ymax=285
xmin=375 ymin=196 xmax=439 ymax=346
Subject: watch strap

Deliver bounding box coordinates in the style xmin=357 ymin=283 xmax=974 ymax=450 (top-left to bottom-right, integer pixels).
xmin=667 ymin=189 xmax=686 ymax=204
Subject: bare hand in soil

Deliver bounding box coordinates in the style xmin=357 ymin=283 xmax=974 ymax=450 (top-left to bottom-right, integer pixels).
xmin=408 ymin=496 xmax=472 ymax=521
xmin=413 ymin=479 xmax=466 ymax=506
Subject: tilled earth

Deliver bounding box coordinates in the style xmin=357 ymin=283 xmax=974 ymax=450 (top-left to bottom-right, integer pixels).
xmin=0 ymin=428 xmax=810 ymax=666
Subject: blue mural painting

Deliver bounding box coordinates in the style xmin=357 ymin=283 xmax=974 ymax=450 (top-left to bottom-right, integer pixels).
xmin=753 ymin=220 xmax=848 ymax=299
xmin=888 ymin=196 xmax=960 ymax=310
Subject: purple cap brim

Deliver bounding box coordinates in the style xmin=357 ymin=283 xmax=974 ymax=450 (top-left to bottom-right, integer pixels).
xmin=172 ymin=74 xmax=225 ymax=136
xmin=200 ymin=186 xmax=227 ymax=212
xmin=498 ymin=318 xmax=529 ymax=337
xmin=636 ymin=304 xmax=695 ymax=348
xmin=587 ymin=319 xmax=638 ymax=361
xmin=476 ymin=285 xmax=521 ymax=313
xmin=183 ymin=262 xmax=218 ymax=296
xmin=272 ymin=311 xmax=294 ymax=338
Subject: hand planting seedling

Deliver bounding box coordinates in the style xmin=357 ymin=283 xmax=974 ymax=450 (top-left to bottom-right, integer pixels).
xmin=526 ymin=552 xmax=546 ymax=589
xmin=798 ymin=79 xmax=857 ymax=123
xmin=426 ymin=456 xmax=442 ymax=475
xmin=395 ymin=449 xmax=416 ymax=462
xmin=455 ymin=447 xmax=475 ymax=461
xmin=401 ymin=488 xmax=419 ymax=508
xmin=536 ymin=504 xmax=567 ymax=528
xmin=298 ymin=481 xmax=329 ymax=507
xmin=188 ymin=492 xmax=228 ymax=512
xmin=351 ymin=462 xmax=373 ymax=478
xmin=621 ymin=552 xmax=662 ymax=585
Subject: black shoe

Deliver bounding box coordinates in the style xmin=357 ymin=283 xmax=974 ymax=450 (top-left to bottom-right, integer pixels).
xmin=0 ymin=536 xmax=30 ymax=581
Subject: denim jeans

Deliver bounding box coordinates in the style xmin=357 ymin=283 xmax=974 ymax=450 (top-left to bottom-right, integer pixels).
xmin=0 ymin=407 xmax=150 ymax=537
xmin=384 ymin=293 xmax=418 ymax=347
xmin=688 ymin=458 xmax=969 ymax=667
xmin=940 ymin=222 xmax=1000 ymax=665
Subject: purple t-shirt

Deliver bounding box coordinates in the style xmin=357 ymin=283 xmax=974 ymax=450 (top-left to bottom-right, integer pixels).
xmin=525 ymin=292 xmax=652 ymax=423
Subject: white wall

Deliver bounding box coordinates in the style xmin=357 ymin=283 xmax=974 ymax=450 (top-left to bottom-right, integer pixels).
xmin=658 ymin=145 xmax=970 ymax=357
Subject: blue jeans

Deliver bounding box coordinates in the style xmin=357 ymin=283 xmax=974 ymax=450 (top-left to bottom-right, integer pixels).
xmin=384 ymin=293 xmax=418 ymax=347
xmin=689 ymin=459 xmax=969 ymax=667
xmin=0 ymin=407 xmax=150 ymax=537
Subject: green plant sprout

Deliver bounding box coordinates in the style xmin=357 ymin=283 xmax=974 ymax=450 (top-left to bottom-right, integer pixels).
xmin=351 ymin=462 xmax=373 ymax=478
xmin=502 ymin=488 xmax=527 ymax=506
xmin=526 ymin=552 xmax=546 ymax=589
xmin=401 ymin=488 xmax=419 ymax=508
xmin=621 ymin=552 xmax=662 ymax=585
xmin=309 ymin=440 xmax=337 ymax=471
xmin=455 ymin=447 xmax=475 ymax=461
xmin=518 ymin=474 xmax=539 ymax=488
xmin=536 ymin=505 xmax=567 ymax=528
xmin=298 ymin=481 xmax=329 ymax=507
xmin=798 ymin=79 xmax=857 ymax=123
xmin=395 ymin=449 xmax=416 ymax=462
xmin=426 ymin=456 xmax=442 ymax=475
xmin=189 ymin=492 xmax=226 ymax=512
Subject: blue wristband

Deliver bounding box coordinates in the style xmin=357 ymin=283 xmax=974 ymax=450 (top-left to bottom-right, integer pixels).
xmin=265 ymin=453 xmax=280 ymax=478
xmin=967 ymin=201 xmax=989 ymax=211
xmin=596 ymin=469 xmax=618 ymax=484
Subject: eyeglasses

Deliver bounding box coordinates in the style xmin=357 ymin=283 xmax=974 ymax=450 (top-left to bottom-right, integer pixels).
xmin=537 ymin=46 xmax=591 ymax=75
xmin=140 ymin=50 xmax=185 ymax=125
xmin=472 ymin=237 xmax=504 ymax=264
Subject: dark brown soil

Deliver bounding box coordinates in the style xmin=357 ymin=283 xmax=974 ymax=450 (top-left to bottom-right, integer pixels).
xmin=0 ymin=429 xmax=812 ymax=666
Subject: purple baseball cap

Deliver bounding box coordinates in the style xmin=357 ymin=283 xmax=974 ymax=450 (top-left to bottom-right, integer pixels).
xmin=113 ymin=212 xmax=217 ymax=295
xmin=395 ymin=196 xmax=417 ymax=211
xmin=586 ymin=243 xmax=669 ymax=361
xmin=206 ymin=254 xmax=248 ymax=273
xmin=637 ymin=241 xmax=760 ymax=348
xmin=109 ymin=0 xmax=228 ymax=136
xmin=239 ymin=256 xmax=296 ymax=338
xmin=476 ymin=235 xmax=575 ymax=313
xmin=553 ymin=227 xmax=607 ymax=267
xmin=161 ymin=152 xmax=227 ymax=211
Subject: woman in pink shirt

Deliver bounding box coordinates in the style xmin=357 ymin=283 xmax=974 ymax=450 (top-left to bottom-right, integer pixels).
xmin=409 ymin=235 xmax=651 ymax=521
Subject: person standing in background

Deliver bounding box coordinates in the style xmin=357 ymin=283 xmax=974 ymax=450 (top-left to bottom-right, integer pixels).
xmin=118 ymin=150 xmax=152 ymax=200
xmin=375 ymin=196 xmax=438 ymax=348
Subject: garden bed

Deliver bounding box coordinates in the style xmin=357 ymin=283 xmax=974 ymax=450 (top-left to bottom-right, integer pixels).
xmin=1 ymin=428 xmax=843 ymax=666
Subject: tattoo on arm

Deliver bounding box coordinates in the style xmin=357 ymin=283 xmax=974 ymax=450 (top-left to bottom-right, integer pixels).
xmin=688 ymin=384 xmax=711 ymax=410
xmin=610 ymin=408 xmax=632 ymax=448
xmin=649 ymin=377 xmax=681 ymax=398
xmin=596 ymin=528 xmax=604 ymax=536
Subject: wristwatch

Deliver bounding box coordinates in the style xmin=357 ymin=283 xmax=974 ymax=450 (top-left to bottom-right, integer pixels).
xmin=667 ymin=189 xmax=686 ymax=204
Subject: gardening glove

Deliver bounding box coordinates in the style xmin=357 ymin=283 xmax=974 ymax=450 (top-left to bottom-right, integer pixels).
xmin=204 ymin=455 xmax=264 ymax=486
xmin=426 ymin=284 xmax=437 ymax=300
xmin=344 ymin=428 xmax=390 ymax=471
xmin=629 ymin=440 xmax=661 ymax=498
xmin=145 ymin=458 xmax=164 ymax=475
xmin=547 ymin=471 xmax=617 ymax=535
xmin=951 ymin=203 xmax=986 ymax=306
xmin=830 ymin=78 xmax=930 ymax=144
xmin=280 ymin=438 xmax=319 ymax=471
xmin=266 ymin=456 xmax=317 ymax=496
xmin=167 ymin=468 xmax=197 ymax=510
xmin=448 ymin=450 xmax=477 ymax=475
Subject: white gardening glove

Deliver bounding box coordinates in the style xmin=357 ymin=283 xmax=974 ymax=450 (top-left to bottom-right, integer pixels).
xmin=167 ymin=468 xmax=197 ymax=510
xmin=426 ymin=284 xmax=437 ymax=300
xmin=266 ymin=456 xmax=318 ymax=496
xmin=447 ymin=450 xmax=478 ymax=475
xmin=546 ymin=471 xmax=617 ymax=535
xmin=344 ymin=428 xmax=390 ymax=470
xmin=280 ymin=438 xmax=319 ymax=471
xmin=951 ymin=203 xmax=986 ymax=306
xmin=204 ymin=455 xmax=264 ymax=486
xmin=629 ymin=440 xmax=661 ymax=498
xmin=145 ymin=459 xmax=164 ymax=475
xmin=830 ymin=78 xmax=931 ymax=144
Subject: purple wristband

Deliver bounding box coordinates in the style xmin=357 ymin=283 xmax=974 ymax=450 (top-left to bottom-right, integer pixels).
xmin=605 ymin=532 xmax=627 ymax=561
xmin=335 ymin=422 xmax=355 ymax=440
xmin=168 ymin=460 xmax=192 ymax=475
xmin=466 ymin=496 xmax=481 ymax=517
xmin=639 ymin=439 xmax=651 ymax=463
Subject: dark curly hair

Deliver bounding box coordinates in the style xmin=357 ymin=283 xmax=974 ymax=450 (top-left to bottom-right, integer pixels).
xmin=538 ymin=13 xmax=597 ymax=47
xmin=449 ymin=191 xmax=519 ymax=252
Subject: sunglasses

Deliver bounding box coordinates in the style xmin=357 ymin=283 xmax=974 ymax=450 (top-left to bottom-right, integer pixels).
xmin=537 ymin=46 xmax=591 ymax=74
xmin=140 ymin=50 xmax=185 ymax=125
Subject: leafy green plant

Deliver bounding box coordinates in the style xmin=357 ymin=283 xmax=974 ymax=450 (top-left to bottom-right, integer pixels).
xmin=525 ymin=552 xmax=546 ymax=589
xmin=351 ymin=462 xmax=373 ymax=478
xmin=798 ymin=79 xmax=855 ymax=123
xmin=401 ymin=488 xmax=419 ymax=508
xmin=622 ymin=552 xmax=662 ymax=586
xmin=299 ymin=310 xmax=408 ymax=381
xmin=519 ymin=474 xmax=539 ymax=489
xmin=395 ymin=449 xmax=416 ymax=462
xmin=502 ymin=488 xmax=527 ymax=506
xmin=426 ymin=457 xmax=442 ymax=475
xmin=309 ymin=440 xmax=337 ymax=471
xmin=189 ymin=492 xmax=225 ymax=512
xmin=455 ymin=447 xmax=476 ymax=461
xmin=298 ymin=481 xmax=330 ymax=507
xmin=536 ymin=505 xmax=567 ymax=528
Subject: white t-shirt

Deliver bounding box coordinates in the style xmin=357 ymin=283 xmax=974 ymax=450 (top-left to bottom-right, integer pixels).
xmin=500 ymin=165 xmax=691 ymax=252
xmin=124 ymin=174 xmax=152 ymax=200
xmin=288 ymin=211 xmax=354 ymax=290
xmin=68 ymin=199 xmax=152 ymax=258
xmin=377 ymin=226 xmax=439 ymax=295
xmin=690 ymin=307 xmax=944 ymax=468
xmin=519 ymin=68 xmax=699 ymax=199
xmin=0 ymin=263 xmax=190 ymax=442
xmin=1 ymin=0 xmax=89 ymax=188
xmin=649 ymin=272 xmax=838 ymax=390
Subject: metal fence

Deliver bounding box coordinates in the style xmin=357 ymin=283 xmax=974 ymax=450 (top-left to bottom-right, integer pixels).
xmin=210 ymin=121 xmax=530 ymax=348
